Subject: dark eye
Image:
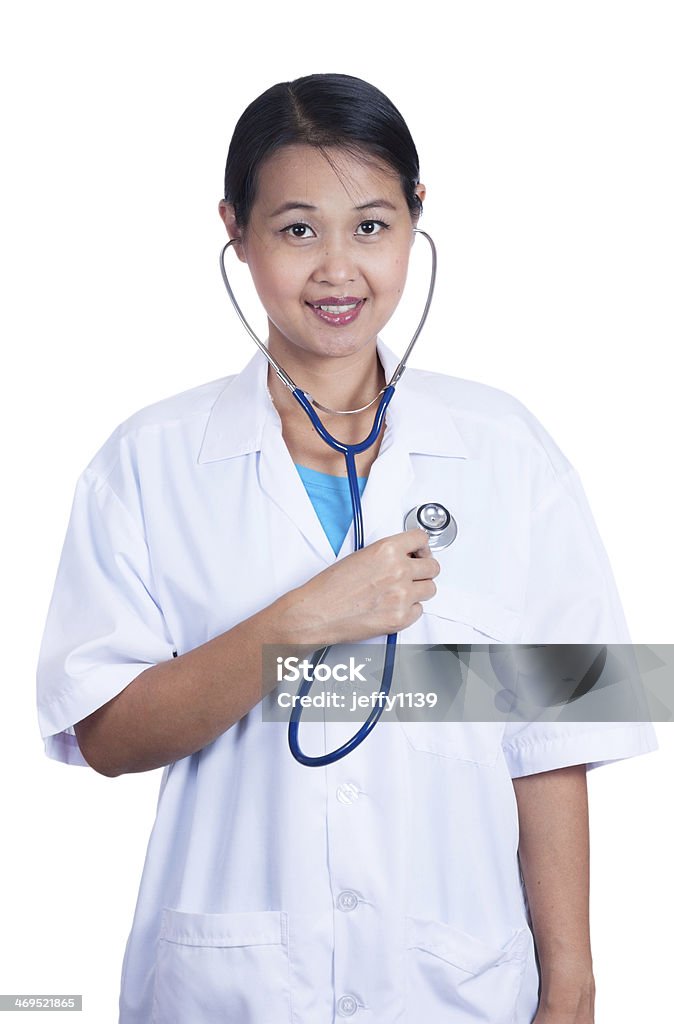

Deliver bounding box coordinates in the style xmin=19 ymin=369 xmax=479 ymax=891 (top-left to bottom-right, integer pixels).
xmin=356 ymin=220 xmax=387 ymax=236
xmin=283 ymin=223 xmax=316 ymax=239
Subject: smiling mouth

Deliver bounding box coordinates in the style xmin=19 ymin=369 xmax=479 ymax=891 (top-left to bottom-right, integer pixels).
xmin=306 ymin=297 xmax=365 ymax=326
xmin=316 ymin=302 xmax=359 ymax=313
xmin=308 ymin=296 xmax=364 ymax=310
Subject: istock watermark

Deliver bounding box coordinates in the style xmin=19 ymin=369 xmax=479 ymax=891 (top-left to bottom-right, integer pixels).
xmin=261 ymin=644 xmax=674 ymax=724
xmin=276 ymin=655 xmax=368 ymax=684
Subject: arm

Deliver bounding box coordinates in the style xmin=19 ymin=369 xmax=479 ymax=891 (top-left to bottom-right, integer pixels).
xmin=75 ymin=530 xmax=437 ymax=777
xmin=75 ymin=597 xmax=296 ymax=777
xmin=512 ymin=765 xmax=596 ymax=1024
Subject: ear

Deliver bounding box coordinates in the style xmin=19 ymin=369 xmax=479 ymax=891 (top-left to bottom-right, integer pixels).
xmin=218 ymin=200 xmax=247 ymax=263
xmin=411 ymin=184 xmax=427 ymax=240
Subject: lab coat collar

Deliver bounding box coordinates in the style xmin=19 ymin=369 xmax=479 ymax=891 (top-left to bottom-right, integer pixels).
xmin=198 ymin=339 xmax=469 ymax=464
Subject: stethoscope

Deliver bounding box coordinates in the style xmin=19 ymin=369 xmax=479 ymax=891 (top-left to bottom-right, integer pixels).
xmin=219 ymin=228 xmax=457 ymax=766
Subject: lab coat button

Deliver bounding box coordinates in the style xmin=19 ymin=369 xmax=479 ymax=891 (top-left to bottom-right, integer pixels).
xmin=336 ymin=782 xmax=360 ymax=804
xmin=337 ymin=994 xmax=358 ymax=1016
xmin=337 ymin=889 xmax=359 ymax=912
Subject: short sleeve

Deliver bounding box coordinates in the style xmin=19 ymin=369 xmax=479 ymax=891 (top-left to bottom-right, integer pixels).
xmin=501 ymin=720 xmax=659 ymax=777
xmin=521 ymin=467 xmax=631 ymax=643
xmin=36 ymin=468 xmax=175 ymax=766
xmin=502 ymin=465 xmax=659 ymax=775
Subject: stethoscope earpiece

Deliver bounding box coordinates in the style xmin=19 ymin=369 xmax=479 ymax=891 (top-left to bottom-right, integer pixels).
xmin=404 ymin=502 xmax=457 ymax=551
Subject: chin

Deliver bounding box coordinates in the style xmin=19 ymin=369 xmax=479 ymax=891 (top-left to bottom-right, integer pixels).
xmin=276 ymin=328 xmax=379 ymax=362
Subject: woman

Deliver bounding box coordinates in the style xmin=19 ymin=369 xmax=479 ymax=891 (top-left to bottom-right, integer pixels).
xmin=37 ymin=73 xmax=657 ymax=1023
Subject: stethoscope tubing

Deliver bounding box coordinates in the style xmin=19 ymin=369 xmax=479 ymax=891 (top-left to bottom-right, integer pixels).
xmin=219 ymin=227 xmax=438 ymax=765
xmin=287 ymin=386 xmax=398 ymax=766
xmin=287 ymin=634 xmax=397 ymax=766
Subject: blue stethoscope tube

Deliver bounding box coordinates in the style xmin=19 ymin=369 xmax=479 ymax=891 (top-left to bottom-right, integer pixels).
xmin=287 ymin=386 xmax=398 ymax=765
xmin=219 ymin=229 xmax=437 ymax=766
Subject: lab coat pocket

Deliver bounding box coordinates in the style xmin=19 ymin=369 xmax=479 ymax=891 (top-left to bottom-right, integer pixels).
xmin=151 ymin=908 xmax=292 ymax=1024
xmin=397 ymin=584 xmax=517 ymax=764
xmin=399 ymin=720 xmax=505 ymax=766
xmin=405 ymin=916 xmax=529 ymax=1024
xmin=421 ymin=583 xmax=521 ymax=645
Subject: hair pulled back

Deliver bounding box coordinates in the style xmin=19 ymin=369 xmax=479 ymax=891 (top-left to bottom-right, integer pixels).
xmin=224 ymin=73 xmax=422 ymax=228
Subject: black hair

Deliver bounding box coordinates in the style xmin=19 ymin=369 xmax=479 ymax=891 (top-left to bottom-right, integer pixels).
xmin=224 ymin=73 xmax=422 ymax=228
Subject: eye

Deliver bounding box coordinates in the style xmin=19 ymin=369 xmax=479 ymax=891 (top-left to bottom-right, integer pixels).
xmin=281 ymin=222 xmax=316 ymax=239
xmin=355 ymin=220 xmax=389 ymax=236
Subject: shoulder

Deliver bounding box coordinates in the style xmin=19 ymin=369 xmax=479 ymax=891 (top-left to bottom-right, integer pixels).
xmin=84 ymin=375 xmax=236 ymax=483
xmin=406 ymin=365 xmax=573 ymax=478
xmin=117 ymin=375 xmax=235 ymax=435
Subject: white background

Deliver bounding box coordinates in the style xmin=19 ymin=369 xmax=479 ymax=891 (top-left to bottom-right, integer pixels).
xmin=1 ymin=1 xmax=672 ymax=1020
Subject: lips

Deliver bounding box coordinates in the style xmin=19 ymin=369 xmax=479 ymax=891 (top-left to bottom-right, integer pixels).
xmin=306 ymin=296 xmax=365 ymax=327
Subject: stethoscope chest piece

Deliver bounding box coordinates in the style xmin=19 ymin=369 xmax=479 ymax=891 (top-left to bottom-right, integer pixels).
xmin=404 ymin=502 xmax=457 ymax=551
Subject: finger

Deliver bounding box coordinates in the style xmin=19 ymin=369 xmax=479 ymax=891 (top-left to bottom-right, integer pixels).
xmin=415 ymin=578 xmax=438 ymax=601
xmin=410 ymin=559 xmax=440 ymax=582
xmin=400 ymin=528 xmax=430 ymax=555
xmin=410 ymin=554 xmax=441 ymax=581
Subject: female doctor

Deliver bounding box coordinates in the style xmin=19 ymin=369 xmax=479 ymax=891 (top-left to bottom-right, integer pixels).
xmin=37 ymin=74 xmax=658 ymax=1024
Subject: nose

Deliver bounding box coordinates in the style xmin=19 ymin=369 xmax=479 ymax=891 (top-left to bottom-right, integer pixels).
xmin=311 ymin=238 xmax=358 ymax=288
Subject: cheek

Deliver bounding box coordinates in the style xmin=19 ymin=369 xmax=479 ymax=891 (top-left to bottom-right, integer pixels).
xmin=379 ymin=256 xmax=409 ymax=300
xmin=247 ymin=254 xmax=299 ymax=309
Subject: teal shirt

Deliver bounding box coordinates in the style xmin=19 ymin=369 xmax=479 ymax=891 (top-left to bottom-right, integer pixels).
xmin=294 ymin=464 xmax=368 ymax=556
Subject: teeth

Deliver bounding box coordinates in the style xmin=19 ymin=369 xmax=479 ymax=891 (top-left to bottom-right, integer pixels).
xmin=318 ymin=302 xmax=359 ymax=314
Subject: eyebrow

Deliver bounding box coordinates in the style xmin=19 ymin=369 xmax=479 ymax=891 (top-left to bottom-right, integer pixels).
xmin=354 ymin=198 xmax=398 ymax=212
xmin=268 ymin=202 xmax=316 ymax=217
xmin=268 ymin=198 xmax=399 ymax=217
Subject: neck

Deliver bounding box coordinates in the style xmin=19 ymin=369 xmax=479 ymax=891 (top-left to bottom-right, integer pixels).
xmin=266 ymin=336 xmax=387 ymax=418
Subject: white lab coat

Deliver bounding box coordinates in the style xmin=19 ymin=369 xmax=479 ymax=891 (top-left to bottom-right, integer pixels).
xmin=37 ymin=339 xmax=658 ymax=1023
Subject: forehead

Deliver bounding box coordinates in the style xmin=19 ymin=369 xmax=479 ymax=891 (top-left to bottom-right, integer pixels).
xmin=253 ymin=144 xmax=404 ymax=213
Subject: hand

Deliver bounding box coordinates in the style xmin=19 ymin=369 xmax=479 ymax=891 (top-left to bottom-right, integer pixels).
xmin=532 ymin=972 xmax=596 ymax=1024
xmin=280 ymin=528 xmax=440 ymax=646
